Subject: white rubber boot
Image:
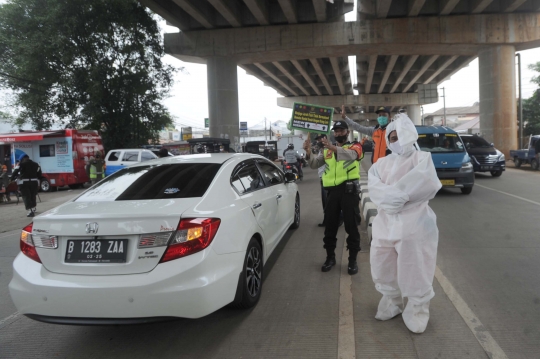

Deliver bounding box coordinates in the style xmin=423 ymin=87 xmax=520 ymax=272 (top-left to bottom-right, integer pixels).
xmin=375 ymin=295 xmax=404 ymax=321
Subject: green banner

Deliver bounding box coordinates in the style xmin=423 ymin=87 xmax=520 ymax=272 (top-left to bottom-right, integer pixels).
xmin=204 ymin=118 xmax=209 ymax=128
xmin=290 ymin=102 xmax=334 ymax=134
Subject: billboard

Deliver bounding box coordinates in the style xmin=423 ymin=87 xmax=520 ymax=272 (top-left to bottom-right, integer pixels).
xmin=290 ymin=103 xmax=333 ymax=134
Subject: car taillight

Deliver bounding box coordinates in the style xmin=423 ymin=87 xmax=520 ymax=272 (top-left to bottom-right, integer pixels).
xmin=286 ymin=166 xmax=291 ymax=169
xmin=20 ymin=223 xmax=41 ymax=263
xmin=159 ymin=218 xmax=221 ymax=263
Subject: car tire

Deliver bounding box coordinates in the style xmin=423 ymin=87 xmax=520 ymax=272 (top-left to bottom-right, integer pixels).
xmin=230 ymin=238 xmax=263 ymax=309
xmin=289 ymin=194 xmax=300 ymax=230
xmin=461 ymin=187 xmax=473 ymax=195
xmin=490 ymin=170 xmax=503 ymax=177
xmin=532 ymin=159 xmax=539 ymax=171
xmin=514 ymin=157 xmax=522 ymax=168
xmin=40 ymin=179 xmax=51 ymax=192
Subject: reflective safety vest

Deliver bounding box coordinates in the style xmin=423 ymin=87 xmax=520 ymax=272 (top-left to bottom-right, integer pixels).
xmin=89 ymin=165 xmax=97 ymax=179
xmin=322 ymin=143 xmax=363 ymax=188
xmin=372 ymin=127 xmax=387 ymax=163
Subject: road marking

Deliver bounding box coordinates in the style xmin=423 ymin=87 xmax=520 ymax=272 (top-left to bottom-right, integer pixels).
xmin=338 ymin=241 xmax=356 ymax=359
xmin=475 ymin=184 xmax=540 ymax=206
xmin=435 ymin=266 xmax=508 ymax=359
xmin=0 ymin=311 xmax=21 ymax=330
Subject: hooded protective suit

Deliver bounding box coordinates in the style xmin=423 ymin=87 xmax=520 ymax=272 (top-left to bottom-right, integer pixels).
xmin=368 ymin=114 xmax=442 ymax=333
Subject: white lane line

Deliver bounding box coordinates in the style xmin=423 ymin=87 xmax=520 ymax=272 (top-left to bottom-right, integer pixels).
xmin=475 ymin=184 xmax=540 ymax=207
xmin=435 ymin=266 xmax=508 ymax=359
xmin=338 ymin=241 xmax=356 ymax=359
xmin=0 ymin=311 xmax=21 ymax=330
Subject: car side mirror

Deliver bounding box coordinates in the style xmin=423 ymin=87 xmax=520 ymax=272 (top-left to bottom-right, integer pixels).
xmin=490 ymin=143 xmax=494 ymax=147
xmin=284 ymin=172 xmax=296 ymax=183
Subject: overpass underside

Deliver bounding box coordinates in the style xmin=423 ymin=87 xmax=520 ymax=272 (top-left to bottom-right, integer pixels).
xmin=142 ymin=0 xmax=540 ymax=155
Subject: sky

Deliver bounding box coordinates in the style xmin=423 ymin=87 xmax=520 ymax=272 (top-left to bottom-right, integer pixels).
xmin=1 ymin=2 xmax=540 ymax=132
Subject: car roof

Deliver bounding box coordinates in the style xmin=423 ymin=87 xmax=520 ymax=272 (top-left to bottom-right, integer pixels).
xmin=415 ymin=125 xmax=458 ymax=135
xmin=127 ymin=153 xmax=266 ymax=168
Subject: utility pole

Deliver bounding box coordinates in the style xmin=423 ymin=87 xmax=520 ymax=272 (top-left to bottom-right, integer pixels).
xmin=516 ymin=53 xmax=523 ymax=149
xmin=440 ymin=87 xmax=447 ymax=126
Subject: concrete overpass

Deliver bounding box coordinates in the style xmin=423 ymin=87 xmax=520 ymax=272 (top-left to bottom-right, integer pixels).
xmin=142 ymin=0 xmax=540 ymax=155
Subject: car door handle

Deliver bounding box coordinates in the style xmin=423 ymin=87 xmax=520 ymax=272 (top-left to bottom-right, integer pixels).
xmin=276 ymin=195 xmax=282 ymax=199
xmin=252 ymin=203 xmax=262 ymax=209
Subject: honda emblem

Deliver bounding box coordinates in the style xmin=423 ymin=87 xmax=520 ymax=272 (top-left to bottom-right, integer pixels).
xmin=86 ymin=222 xmax=99 ymax=234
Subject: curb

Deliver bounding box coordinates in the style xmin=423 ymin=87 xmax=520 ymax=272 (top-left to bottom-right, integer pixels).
xmin=360 ymin=170 xmax=378 ymax=245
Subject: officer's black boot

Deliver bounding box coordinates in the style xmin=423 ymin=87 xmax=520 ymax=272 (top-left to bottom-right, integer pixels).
xmin=321 ymin=248 xmax=336 ymax=272
xmin=348 ymin=249 xmax=359 ymax=275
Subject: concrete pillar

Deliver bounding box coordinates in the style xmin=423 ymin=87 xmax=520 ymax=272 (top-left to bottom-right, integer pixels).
xmin=478 ymin=46 xmax=517 ymax=157
xmin=407 ymin=105 xmax=422 ymax=125
xmin=207 ymin=57 xmax=240 ymax=151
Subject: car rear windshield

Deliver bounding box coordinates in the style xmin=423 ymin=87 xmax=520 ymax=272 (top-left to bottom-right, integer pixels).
xmin=75 ymin=163 xmax=221 ymax=201
xmin=417 ymin=133 xmax=465 ymax=153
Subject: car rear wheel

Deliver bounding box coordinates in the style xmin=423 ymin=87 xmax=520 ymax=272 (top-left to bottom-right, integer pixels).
xmin=230 ymin=238 xmax=263 ymax=309
xmin=532 ymin=159 xmax=539 ymax=171
xmin=289 ymin=194 xmax=300 ymax=230
xmin=490 ymin=170 xmax=503 ymax=177
xmin=40 ymin=179 xmax=51 ymax=192
xmin=461 ymin=187 xmax=473 ymax=195
xmin=514 ymin=157 xmax=522 ymax=168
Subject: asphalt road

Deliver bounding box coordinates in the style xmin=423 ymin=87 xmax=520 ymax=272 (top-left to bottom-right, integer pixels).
xmin=1 ymin=165 xmax=540 ymax=358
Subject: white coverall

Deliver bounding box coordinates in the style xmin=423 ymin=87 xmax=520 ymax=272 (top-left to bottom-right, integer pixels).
xmin=368 ymin=114 xmax=442 ymax=333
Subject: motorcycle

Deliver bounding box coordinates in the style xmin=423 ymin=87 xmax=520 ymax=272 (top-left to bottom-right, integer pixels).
xmin=283 ymin=160 xmax=302 ymax=181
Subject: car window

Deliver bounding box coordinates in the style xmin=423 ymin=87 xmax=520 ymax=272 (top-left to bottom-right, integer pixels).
xmin=107 ymin=151 xmax=120 ymax=162
xmin=75 ymin=163 xmax=222 ymax=201
xmin=141 ymin=151 xmax=156 ymax=162
xmin=231 ymin=163 xmax=265 ymax=194
xmin=417 ymin=133 xmax=464 ymax=153
xmin=122 ymin=151 xmax=139 ymax=162
xmin=461 ymin=136 xmax=491 ymax=148
xmin=257 ymin=161 xmax=284 ymax=186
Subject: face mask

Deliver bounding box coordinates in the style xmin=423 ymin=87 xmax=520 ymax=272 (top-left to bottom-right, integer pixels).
xmin=335 ymin=135 xmax=348 ymax=143
xmin=388 ymin=140 xmax=403 ymax=155
xmin=377 ymin=116 xmax=388 ymax=126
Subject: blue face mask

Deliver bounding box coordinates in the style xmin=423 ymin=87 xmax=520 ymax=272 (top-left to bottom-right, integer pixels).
xmin=377 ymin=116 xmax=388 ymax=126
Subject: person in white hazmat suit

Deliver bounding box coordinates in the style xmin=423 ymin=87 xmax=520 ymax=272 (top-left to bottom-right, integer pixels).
xmin=368 ymin=114 xmax=442 ymax=333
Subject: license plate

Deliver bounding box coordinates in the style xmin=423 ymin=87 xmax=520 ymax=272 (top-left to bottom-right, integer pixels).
xmin=481 ymin=165 xmax=492 ymax=170
xmin=65 ymin=239 xmax=128 ymax=263
xmin=440 ymin=179 xmax=455 ymax=186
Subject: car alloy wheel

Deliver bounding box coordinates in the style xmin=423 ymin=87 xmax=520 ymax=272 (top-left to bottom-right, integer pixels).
xmin=246 ymin=246 xmax=262 ymax=297
xmin=40 ymin=179 xmax=50 ymax=192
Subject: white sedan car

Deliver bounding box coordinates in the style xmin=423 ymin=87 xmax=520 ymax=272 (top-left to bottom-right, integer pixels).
xmin=9 ymin=153 xmax=300 ymax=324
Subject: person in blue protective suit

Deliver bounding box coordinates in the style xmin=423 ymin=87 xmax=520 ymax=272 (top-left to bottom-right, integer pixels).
xmin=368 ymin=114 xmax=442 ymax=333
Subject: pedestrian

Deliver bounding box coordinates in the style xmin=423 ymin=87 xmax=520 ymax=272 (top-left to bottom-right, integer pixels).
xmin=306 ymin=121 xmax=363 ymax=275
xmin=86 ymin=151 xmax=105 ymax=185
xmin=263 ymin=146 xmax=270 ymax=159
xmin=0 ymin=165 xmax=11 ymax=202
xmin=341 ymin=104 xmax=392 ymax=164
xmin=157 ymin=148 xmax=169 ymax=158
xmin=368 ymin=114 xmax=441 ymax=333
xmin=11 ymin=154 xmax=42 ymax=217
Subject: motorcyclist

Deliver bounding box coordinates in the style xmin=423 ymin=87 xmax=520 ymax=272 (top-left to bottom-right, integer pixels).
xmin=283 ymin=143 xmax=303 ymax=178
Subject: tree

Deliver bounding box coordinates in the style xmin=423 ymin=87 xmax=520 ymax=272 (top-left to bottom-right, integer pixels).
xmin=523 ymin=61 xmax=540 ymax=138
xmin=0 ymin=0 xmax=177 ymax=149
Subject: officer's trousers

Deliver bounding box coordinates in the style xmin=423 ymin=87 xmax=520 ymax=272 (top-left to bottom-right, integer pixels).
xmin=19 ymin=181 xmax=38 ymax=210
xmin=323 ymin=184 xmax=361 ymax=256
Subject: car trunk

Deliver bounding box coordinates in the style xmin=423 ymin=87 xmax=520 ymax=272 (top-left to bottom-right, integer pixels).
xmin=33 ymin=198 xmax=200 ymax=275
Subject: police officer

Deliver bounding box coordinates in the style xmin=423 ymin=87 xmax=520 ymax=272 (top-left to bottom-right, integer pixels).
xmin=306 ymin=121 xmax=364 ymax=275
xmin=86 ymin=151 xmax=105 ymax=185
xmin=341 ymin=105 xmax=392 ymax=164
xmin=11 ymin=154 xmax=42 ymax=217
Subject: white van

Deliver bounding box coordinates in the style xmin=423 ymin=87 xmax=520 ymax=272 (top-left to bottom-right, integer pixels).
xmin=104 ymin=149 xmax=158 ymax=176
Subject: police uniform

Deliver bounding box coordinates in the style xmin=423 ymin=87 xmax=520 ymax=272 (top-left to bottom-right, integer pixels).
xmin=11 ymin=155 xmax=42 ymax=217
xmin=86 ymin=151 xmax=105 ymax=185
xmin=308 ymin=121 xmax=363 ymax=274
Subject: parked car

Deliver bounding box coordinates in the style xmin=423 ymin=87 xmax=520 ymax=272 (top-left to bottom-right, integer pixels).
xmin=9 ymin=153 xmax=300 ymax=324
xmin=509 ymin=135 xmax=540 ymax=170
xmin=104 ymin=149 xmax=158 ymax=176
xmin=459 ymin=134 xmax=505 ymax=177
xmin=416 ymin=126 xmax=474 ymax=194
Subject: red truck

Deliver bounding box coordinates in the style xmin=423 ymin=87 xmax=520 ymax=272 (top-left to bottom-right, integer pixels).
xmin=0 ymin=129 xmax=105 ymax=191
